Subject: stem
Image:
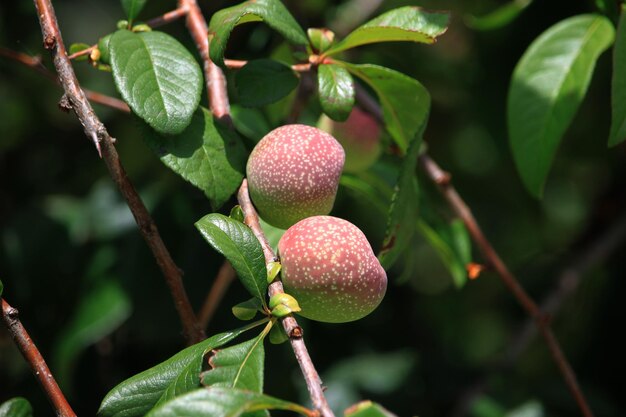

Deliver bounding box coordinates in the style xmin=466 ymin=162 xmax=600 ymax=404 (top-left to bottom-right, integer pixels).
xmin=237 ymin=180 xmax=336 ymax=417
xmin=1 ymin=299 xmax=77 ymax=417
xmin=224 ymin=58 xmax=312 ymax=73
xmin=31 ymin=0 xmax=204 ymax=344
xmin=146 ymin=6 xmax=189 ymax=28
xmin=198 ymin=260 xmax=237 ymax=330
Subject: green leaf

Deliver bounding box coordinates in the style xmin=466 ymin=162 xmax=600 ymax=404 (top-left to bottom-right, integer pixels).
xmin=145 ymin=387 xmax=311 ymax=417
xmin=0 ymin=398 xmax=33 ymax=417
xmin=465 ymin=0 xmax=533 ymax=31
xmin=268 ymin=323 xmax=288 ymax=344
xmin=98 ymin=325 xmax=261 ymax=417
xmin=339 ymin=173 xmax=393 ymax=215
xmin=195 ymin=214 xmax=268 ymax=306
xmin=110 ymin=29 xmax=202 ymax=135
xmin=0 ymin=278 xmax=3 ymax=298
xmin=53 ymin=280 xmax=131 ymax=386
xmin=141 ymin=107 xmax=247 ymax=210
xmin=232 ymin=298 xmax=264 ymax=321
xmin=121 ymin=0 xmax=147 ymax=22
xmin=325 ymin=7 xmax=450 ymax=56
xmin=345 ymin=401 xmax=396 ymax=417
xmin=231 ymin=105 xmax=271 ymax=142
xmin=201 ymin=334 xmax=266 ymax=392
xmin=345 ymin=63 xmax=430 ymax=153
xmin=507 ymin=14 xmax=615 ymax=197
xmin=208 ymin=0 xmax=308 ymax=65
xmin=234 ymin=60 xmax=299 ymax=107
xmin=610 ymin=6 xmax=626 ymax=146
xmin=318 ymin=64 xmax=355 ymax=122
xmin=69 ymin=43 xmax=91 ymax=61
xmin=378 ymin=136 xmax=422 ymax=269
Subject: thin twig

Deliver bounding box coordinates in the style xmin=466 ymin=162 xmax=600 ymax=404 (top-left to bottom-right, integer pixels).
xmin=418 ymin=154 xmax=595 ymax=417
xmin=198 ymin=260 xmax=237 ymax=330
xmin=146 ymin=6 xmax=189 ymax=28
xmin=237 ymin=180 xmax=336 ymax=417
xmin=1 ymin=299 xmax=77 ymax=417
xmin=32 ymin=0 xmax=204 ymax=344
xmin=224 ymin=58 xmax=312 ymax=73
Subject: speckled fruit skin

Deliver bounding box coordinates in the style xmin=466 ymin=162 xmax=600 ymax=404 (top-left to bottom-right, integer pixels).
xmin=318 ymin=107 xmax=381 ymax=172
xmin=246 ymin=124 xmax=345 ymax=229
xmin=277 ymin=216 xmax=387 ymax=323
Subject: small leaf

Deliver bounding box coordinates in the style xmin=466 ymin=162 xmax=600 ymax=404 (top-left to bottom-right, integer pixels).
xmin=308 ymin=28 xmax=336 ymax=53
xmin=318 ymin=64 xmax=355 ymax=122
xmin=266 ymin=261 xmax=281 ymax=284
xmin=141 ymin=107 xmax=247 ymax=210
xmin=208 ymin=0 xmax=308 ymax=65
xmin=98 ymin=325 xmax=261 ymax=417
xmin=232 ymin=298 xmax=264 ymax=321
xmin=345 ymin=63 xmax=430 ymax=153
xmin=146 ymin=387 xmax=311 ymax=417
xmin=69 ymin=43 xmax=91 ymax=61
xmin=110 ymin=29 xmax=202 ymax=135
xmin=345 ymin=401 xmax=397 ymax=417
xmin=230 ymin=206 xmax=245 ymax=223
xmin=121 ymin=0 xmax=147 ymax=22
xmin=610 ymin=6 xmax=626 ymax=146
xmin=325 ymin=7 xmax=450 ymax=56
xmin=269 ymin=323 xmax=288 ymax=344
xmin=507 ymin=14 xmax=614 ymax=197
xmin=0 ymin=398 xmax=33 ymax=417
xmin=465 ymin=0 xmax=533 ymax=31
xmin=234 ymin=59 xmax=299 ymax=107
xmin=195 ymin=214 xmax=268 ymax=306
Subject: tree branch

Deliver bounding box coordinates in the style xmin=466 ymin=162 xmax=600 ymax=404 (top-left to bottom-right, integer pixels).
xmin=1 ymin=298 xmax=76 ymax=417
xmin=31 ymin=0 xmax=204 ymax=344
xmin=237 ymin=180 xmax=336 ymax=417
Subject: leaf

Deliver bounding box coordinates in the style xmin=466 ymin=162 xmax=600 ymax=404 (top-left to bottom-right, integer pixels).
xmin=53 ymin=280 xmax=131 ymax=386
xmin=121 ymin=0 xmax=147 ymax=21
xmin=324 ymin=7 xmax=450 ymax=56
xmin=0 ymin=398 xmax=33 ymax=417
xmin=0 ymin=278 xmax=3 ymax=297
xmin=195 ymin=214 xmax=268 ymax=306
xmin=201 ymin=334 xmax=265 ymax=392
xmin=610 ymin=6 xmax=626 ymax=146
xmin=231 ymin=105 xmax=271 ymax=142
xmin=465 ymin=0 xmax=533 ymax=31
xmin=318 ymin=64 xmax=355 ymax=122
xmin=208 ymin=0 xmax=308 ymax=65
xmin=345 ymin=63 xmax=430 ymax=153
xmin=507 ymin=14 xmax=615 ymax=197
xmin=141 ymin=107 xmax=247 ymax=210
xmin=69 ymin=43 xmax=91 ymax=61
xmin=232 ymin=298 xmax=264 ymax=321
xmin=234 ymin=60 xmax=299 ymax=107
xmin=339 ymin=173 xmax=392 ymax=215
xmin=345 ymin=401 xmax=396 ymax=417
xmin=145 ymin=387 xmax=311 ymax=417
xmin=110 ymin=29 xmax=202 ymax=135
xmin=98 ymin=326 xmax=259 ymax=417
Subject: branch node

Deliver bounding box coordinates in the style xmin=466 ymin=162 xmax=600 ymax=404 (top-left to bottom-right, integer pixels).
xmin=289 ymin=325 xmax=303 ymax=338
xmin=44 ymin=34 xmax=56 ymax=50
xmin=58 ymin=94 xmax=72 ymax=112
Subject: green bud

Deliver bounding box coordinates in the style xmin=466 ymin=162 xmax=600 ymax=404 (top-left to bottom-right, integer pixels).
xmin=132 ymin=24 xmax=152 ymax=33
xmin=266 ymin=261 xmax=281 ymax=284
xmin=269 ymin=293 xmax=301 ymax=318
xmin=229 ymin=205 xmax=245 ymax=223
xmin=98 ymin=34 xmax=113 ymax=65
xmin=307 ymin=28 xmax=335 ymax=54
xmin=117 ymin=20 xmax=129 ymax=30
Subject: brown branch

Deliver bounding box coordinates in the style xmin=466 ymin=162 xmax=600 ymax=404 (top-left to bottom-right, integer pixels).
xmin=146 ymin=6 xmax=189 ymax=28
xmin=198 ymin=260 xmax=237 ymax=330
xmin=31 ymin=0 xmax=204 ymax=344
xmin=237 ymin=179 xmax=336 ymax=417
xmin=418 ymin=154 xmax=595 ymax=417
xmin=224 ymin=58 xmax=312 ymax=73
xmin=1 ymin=299 xmax=76 ymax=417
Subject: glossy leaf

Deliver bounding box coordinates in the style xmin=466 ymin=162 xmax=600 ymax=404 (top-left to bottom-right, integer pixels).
xmin=146 ymin=387 xmax=311 ymax=417
xmin=345 ymin=401 xmax=396 ymax=417
xmin=142 ymin=107 xmax=247 ymax=210
xmin=232 ymin=298 xmax=264 ymax=321
xmin=346 ymin=63 xmax=430 ymax=153
xmin=98 ymin=326 xmax=260 ymax=417
xmin=208 ymin=0 xmax=308 ymax=65
xmin=325 ymin=7 xmax=450 ymax=56
xmin=465 ymin=0 xmax=533 ymax=31
xmin=235 ymin=60 xmax=299 ymax=107
xmin=121 ymin=0 xmax=147 ymax=21
xmin=610 ymin=6 xmax=626 ymax=146
xmin=0 ymin=398 xmax=33 ymax=417
xmin=110 ymin=29 xmax=202 ymax=134
xmin=508 ymin=14 xmax=614 ymax=197
xmin=195 ymin=214 xmax=268 ymax=306
xmin=318 ymin=64 xmax=355 ymax=122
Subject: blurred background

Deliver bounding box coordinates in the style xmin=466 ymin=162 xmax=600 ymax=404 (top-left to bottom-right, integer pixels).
xmin=1 ymin=0 xmax=625 ymax=416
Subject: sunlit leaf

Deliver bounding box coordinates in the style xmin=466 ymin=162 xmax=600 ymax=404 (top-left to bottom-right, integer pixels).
xmin=318 ymin=63 xmax=355 ymax=122
xmin=0 ymin=398 xmax=32 ymax=417
xmin=465 ymin=0 xmax=533 ymax=31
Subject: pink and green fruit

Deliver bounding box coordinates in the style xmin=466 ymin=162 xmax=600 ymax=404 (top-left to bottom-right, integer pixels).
xmin=246 ymin=124 xmax=345 ymax=229
xmin=318 ymin=107 xmax=381 ymax=172
xmin=277 ymin=216 xmax=387 ymax=323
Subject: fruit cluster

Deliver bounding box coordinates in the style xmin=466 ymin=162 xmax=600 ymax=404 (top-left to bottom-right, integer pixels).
xmin=246 ymin=123 xmax=387 ymax=323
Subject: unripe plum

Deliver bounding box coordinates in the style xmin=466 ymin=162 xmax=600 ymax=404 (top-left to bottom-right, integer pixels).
xmin=277 ymin=216 xmax=387 ymax=323
xmin=246 ymin=124 xmax=345 ymax=229
xmin=318 ymin=107 xmax=381 ymax=172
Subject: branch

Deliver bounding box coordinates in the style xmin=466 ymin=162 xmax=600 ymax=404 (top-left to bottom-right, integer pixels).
xmin=31 ymin=0 xmax=204 ymax=344
xmin=1 ymin=299 xmax=76 ymax=417
xmin=224 ymin=58 xmax=312 ymax=73
xmin=237 ymin=180 xmax=336 ymax=417
xmin=418 ymin=154 xmax=595 ymax=417
xmin=198 ymin=260 xmax=237 ymax=330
